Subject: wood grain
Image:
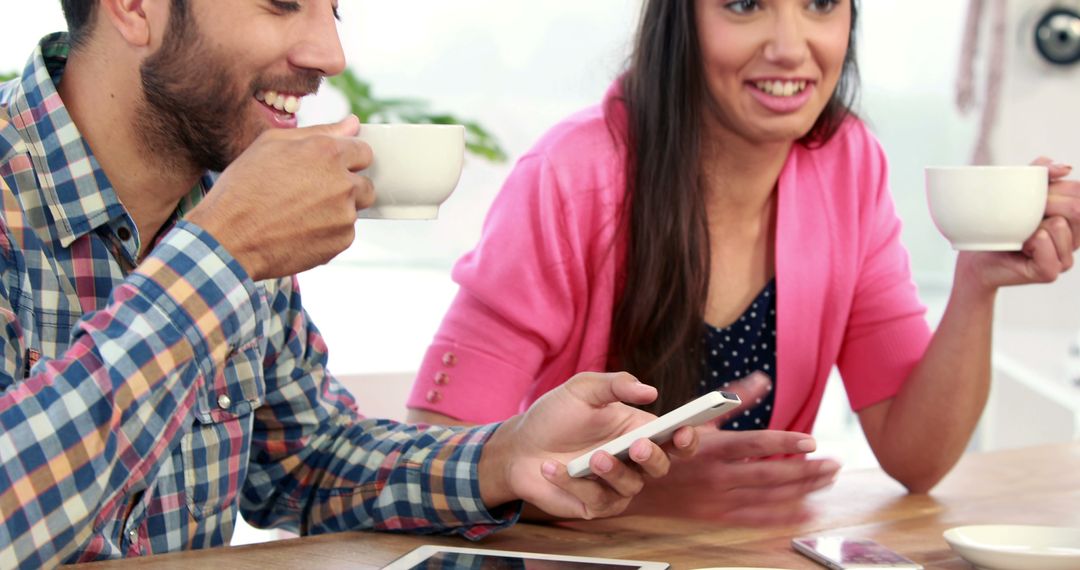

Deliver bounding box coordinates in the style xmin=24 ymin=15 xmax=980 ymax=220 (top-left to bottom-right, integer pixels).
xmin=84 ymin=443 xmax=1080 ymax=569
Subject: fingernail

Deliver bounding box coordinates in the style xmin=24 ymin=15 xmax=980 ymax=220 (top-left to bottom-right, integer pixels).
xmin=796 ymin=438 xmax=816 ymax=452
xmin=1053 ymin=163 xmax=1072 ymax=171
xmin=542 ymin=461 xmax=558 ymax=477
xmin=631 ymin=443 xmax=652 ymax=462
xmin=594 ymin=454 xmax=614 ymax=474
xmin=821 ymin=459 xmax=842 ymax=473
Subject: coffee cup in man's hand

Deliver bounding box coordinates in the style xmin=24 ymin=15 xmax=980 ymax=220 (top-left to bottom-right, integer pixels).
xmin=355 ymin=124 xmax=465 ymax=220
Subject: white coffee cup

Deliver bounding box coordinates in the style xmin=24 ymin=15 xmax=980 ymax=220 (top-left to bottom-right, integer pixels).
xmin=925 ymin=165 xmax=1049 ymax=251
xmin=355 ymin=124 xmax=465 ymax=220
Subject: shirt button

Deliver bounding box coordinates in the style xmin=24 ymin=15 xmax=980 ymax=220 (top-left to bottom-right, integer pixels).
xmin=217 ymin=394 xmax=232 ymax=410
xmin=425 ymin=389 xmax=443 ymax=404
xmin=128 ymin=528 xmax=138 ymax=543
xmin=441 ymin=352 xmax=457 ymax=366
xmin=434 ymin=372 xmax=450 ymax=385
xmin=117 ymin=226 xmax=133 ymax=241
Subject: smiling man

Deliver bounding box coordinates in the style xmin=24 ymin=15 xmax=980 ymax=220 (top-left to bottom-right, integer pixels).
xmin=0 ymin=1 xmax=699 ymax=567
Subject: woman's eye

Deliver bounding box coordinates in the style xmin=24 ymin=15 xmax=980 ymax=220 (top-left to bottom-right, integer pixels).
xmin=808 ymin=0 xmax=840 ymax=13
xmin=725 ymin=0 xmax=762 ymax=15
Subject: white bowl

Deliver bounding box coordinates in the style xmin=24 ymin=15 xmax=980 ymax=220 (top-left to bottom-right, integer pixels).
xmin=925 ymin=166 xmax=1048 ymax=251
xmin=943 ymin=524 xmax=1080 ymax=570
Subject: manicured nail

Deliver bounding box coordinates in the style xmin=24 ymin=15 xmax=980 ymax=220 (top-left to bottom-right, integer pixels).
xmin=630 ymin=443 xmax=652 ymax=462
xmin=594 ymin=454 xmax=614 ymax=474
xmin=796 ymin=438 xmax=816 ymax=452
xmin=542 ymin=461 xmax=558 ymax=477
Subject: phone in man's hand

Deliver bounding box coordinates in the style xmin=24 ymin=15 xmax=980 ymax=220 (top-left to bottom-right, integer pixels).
xmin=567 ymin=390 xmax=741 ymax=478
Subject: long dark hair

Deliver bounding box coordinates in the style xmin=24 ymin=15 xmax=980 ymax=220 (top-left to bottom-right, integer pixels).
xmin=608 ymin=0 xmax=861 ymax=414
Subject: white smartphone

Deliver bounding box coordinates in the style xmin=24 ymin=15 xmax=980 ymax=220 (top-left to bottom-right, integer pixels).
xmin=792 ymin=536 xmax=924 ymax=569
xmin=567 ymin=390 xmax=741 ymax=478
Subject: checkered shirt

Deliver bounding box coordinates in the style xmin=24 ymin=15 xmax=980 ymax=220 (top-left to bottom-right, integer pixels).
xmin=0 ymin=34 xmax=517 ymax=569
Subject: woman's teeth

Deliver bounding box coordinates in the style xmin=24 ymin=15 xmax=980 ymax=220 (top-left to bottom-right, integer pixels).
xmin=254 ymin=90 xmax=301 ymax=114
xmin=754 ymin=80 xmax=809 ymax=97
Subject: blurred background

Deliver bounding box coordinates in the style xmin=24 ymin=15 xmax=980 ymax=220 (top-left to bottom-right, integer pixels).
xmin=3 ymin=0 xmax=1079 ymax=542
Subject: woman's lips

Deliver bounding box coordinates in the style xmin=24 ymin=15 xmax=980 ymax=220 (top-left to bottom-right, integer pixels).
xmin=746 ymin=80 xmax=816 ymax=114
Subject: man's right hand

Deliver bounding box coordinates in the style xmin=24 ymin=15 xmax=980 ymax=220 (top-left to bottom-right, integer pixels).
xmin=186 ymin=115 xmax=374 ymax=281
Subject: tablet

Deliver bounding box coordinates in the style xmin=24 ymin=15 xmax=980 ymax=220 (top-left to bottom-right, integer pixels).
xmin=382 ymin=545 xmax=670 ymax=569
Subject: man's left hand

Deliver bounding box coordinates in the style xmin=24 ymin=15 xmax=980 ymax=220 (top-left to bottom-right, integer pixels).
xmin=478 ymin=372 xmax=698 ymax=520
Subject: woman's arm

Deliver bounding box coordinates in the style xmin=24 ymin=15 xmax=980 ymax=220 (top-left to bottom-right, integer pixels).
xmin=860 ymin=161 xmax=1078 ymax=493
xmin=857 ymin=256 xmax=995 ymax=493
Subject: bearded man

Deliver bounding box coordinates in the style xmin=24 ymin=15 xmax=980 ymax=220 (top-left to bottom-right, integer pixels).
xmin=0 ymin=1 xmax=703 ymax=566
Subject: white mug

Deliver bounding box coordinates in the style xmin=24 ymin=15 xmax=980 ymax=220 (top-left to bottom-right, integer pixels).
xmin=355 ymin=124 xmax=465 ymax=220
xmin=925 ymin=166 xmax=1048 ymax=251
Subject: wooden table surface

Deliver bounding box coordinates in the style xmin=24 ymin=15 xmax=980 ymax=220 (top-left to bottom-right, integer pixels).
xmin=86 ymin=442 xmax=1080 ymax=569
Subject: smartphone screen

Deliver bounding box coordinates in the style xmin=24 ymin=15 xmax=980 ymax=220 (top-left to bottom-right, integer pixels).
xmin=792 ymin=537 xmax=923 ymax=569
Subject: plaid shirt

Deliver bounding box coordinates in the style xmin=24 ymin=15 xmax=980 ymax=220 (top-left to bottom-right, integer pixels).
xmin=0 ymin=34 xmax=517 ymax=568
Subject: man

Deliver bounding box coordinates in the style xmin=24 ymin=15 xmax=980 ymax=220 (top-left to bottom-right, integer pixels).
xmin=0 ymin=1 xmax=706 ymax=566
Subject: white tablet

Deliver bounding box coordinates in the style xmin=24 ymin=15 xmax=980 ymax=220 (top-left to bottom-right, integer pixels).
xmin=382 ymin=545 xmax=670 ymax=569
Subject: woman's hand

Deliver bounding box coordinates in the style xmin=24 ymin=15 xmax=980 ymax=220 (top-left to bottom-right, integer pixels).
xmin=623 ymin=427 xmax=840 ymax=525
xmin=610 ymin=372 xmax=839 ymax=525
xmin=957 ymin=159 xmax=1078 ymax=294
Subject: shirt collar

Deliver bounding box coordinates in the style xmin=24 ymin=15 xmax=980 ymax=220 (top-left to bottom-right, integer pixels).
xmin=4 ymin=33 xmax=210 ymax=248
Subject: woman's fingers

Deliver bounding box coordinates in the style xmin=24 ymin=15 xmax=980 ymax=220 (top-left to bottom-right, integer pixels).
xmin=697 ymin=428 xmax=817 ymax=461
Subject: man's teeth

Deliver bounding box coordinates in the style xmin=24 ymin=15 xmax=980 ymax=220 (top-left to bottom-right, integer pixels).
xmin=754 ymin=80 xmax=809 ymax=97
xmin=254 ymin=90 xmax=302 ymax=114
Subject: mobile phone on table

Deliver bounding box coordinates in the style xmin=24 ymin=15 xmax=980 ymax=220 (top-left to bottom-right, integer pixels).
xmin=792 ymin=536 xmax=924 ymax=569
xmin=567 ymin=390 xmax=741 ymax=478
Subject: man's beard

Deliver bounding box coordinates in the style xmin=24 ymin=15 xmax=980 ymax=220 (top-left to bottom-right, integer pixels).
xmin=137 ymin=4 xmax=322 ymax=173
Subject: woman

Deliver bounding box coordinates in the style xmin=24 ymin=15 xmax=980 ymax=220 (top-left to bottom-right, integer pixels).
xmin=407 ymin=0 xmax=1079 ymax=523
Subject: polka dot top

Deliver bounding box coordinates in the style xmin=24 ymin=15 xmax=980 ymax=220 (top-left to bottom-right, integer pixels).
xmin=700 ymin=279 xmax=776 ymax=431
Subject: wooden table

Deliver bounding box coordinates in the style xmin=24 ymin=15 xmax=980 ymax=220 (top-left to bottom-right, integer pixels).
xmin=87 ymin=443 xmax=1080 ymax=569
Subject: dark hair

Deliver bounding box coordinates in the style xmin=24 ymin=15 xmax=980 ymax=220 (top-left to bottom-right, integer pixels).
xmin=60 ymin=0 xmax=97 ymax=49
xmin=60 ymin=0 xmax=189 ymax=50
xmin=608 ymin=0 xmax=861 ymax=414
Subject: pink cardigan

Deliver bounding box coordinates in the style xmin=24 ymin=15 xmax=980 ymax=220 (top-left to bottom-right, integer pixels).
xmin=408 ymin=87 xmax=932 ymax=433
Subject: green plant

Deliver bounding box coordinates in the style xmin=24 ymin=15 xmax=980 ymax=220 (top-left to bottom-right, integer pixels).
xmin=329 ymin=68 xmax=507 ymax=163
xmin=0 ymin=72 xmax=16 ymax=82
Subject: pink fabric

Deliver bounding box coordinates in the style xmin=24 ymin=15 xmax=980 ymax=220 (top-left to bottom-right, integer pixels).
xmin=408 ymin=86 xmax=932 ymax=434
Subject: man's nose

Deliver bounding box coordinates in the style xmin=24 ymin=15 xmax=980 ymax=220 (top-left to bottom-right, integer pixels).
xmin=289 ymin=6 xmax=347 ymax=77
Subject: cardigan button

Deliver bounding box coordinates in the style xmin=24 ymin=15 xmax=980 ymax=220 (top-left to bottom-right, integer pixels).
xmin=441 ymin=352 xmax=457 ymax=367
xmin=425 ymin=389 xmax=443 ymax=404
xmin=434 ymin=372 xmax=450 ymax=385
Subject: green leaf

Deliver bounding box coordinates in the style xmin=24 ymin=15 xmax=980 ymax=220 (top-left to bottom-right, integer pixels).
xmin=327 ymin=68 xmax=507 ymax=163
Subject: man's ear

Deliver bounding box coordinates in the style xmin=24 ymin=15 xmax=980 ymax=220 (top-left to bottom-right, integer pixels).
xmin=97 ymin=0 xmax=162 ymax=48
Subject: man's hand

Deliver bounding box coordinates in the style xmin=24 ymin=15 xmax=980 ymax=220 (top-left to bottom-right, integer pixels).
xmin=478 ymin=372 xmax=699 ymax=520
xmin=186 ymin=115 xmax=375 ymax=281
